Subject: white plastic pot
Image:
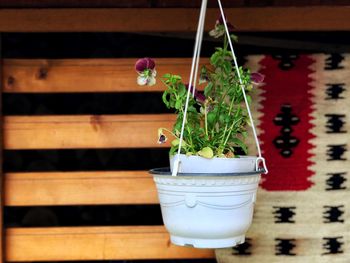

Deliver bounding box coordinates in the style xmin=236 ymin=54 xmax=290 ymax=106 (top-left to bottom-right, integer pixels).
xmin=151 ymin=155 xmax=261 ymax=249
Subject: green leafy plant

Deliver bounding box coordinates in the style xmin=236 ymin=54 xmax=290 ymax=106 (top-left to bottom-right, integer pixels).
xmin=136 ymin=18 xmax=263 ymax=159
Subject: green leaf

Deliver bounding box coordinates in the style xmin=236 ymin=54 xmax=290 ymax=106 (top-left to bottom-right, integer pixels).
xmin=172 ymin=75 xmax=182 ymax=81
xmin=198 ymin=147 xmax=214 ymax=159
xmin=230 ymin=137 xmax=248 ymax=155
xmin=245 ymin=84 xmax=253 ymax=92
xmin=171 ymin=139 xmax=179 ymax=147
xmin=169 ymin=146 xmax=178 ymax=156
xmin=178 ymin=83 xmax=186 ymax=97
xmin=230 ymin=34 xmax=238 ymax=42
xmin=169 ymin=97 xmax=176 ymax=108
xmin=204 ymin=82 xmax=213 ymax=97
xmin=162 ymin=91 xmax=170 ymax=108
xmin=207 ymin=112 xmax=216 ymax=126
xmin=188 ymin=106 xmax=197 ymax=113
xmin=210 ymin=51 xmax=221 ymax=65
xmin=174 ymin=119 xmax=182 ymax=132
xmin=175 ymin=99 xmax=182 ymax=110
xmin=222 ymin=61 xmax=232 ymax=74
xmin=246 ymin=95 xmax=252 ymax=105
xmin=171 ymin=139 xmax=186 ymax=147
xmin=241 ymin=131 xmax=248 ymax=138
xmin=219 ymin=113 xmax=225 ymax=123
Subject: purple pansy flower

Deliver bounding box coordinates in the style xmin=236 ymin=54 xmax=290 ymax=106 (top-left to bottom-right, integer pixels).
xmin=217 ymin=16 xmax=235 ymax=32
xmin=186 ymin=84 xmax=206 ymax=104
xmin=157 ymin=128 xmax=167 ymax=144
xmin=250 ymin=72 xmax=265 ymax=85
xmin=135 ymin=57 xmax=155 ymax=72
xmin=209 ymin=14 xmax=235 ymax=38
xmin=195 ymin=91 xmax=206 ymax=103
xmin=158 ymin=134 xmax=167 ymax=144
xmin=135 ymin=58 xmax=157 ymax=86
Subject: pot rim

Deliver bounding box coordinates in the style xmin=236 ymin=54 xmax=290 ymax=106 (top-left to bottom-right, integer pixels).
xmin=170 ymin=154 xmax=257 ymax=161
xmin=149 ymin=167 xmax=264 ymax=177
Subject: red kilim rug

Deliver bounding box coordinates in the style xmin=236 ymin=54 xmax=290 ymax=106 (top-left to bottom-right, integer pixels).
xmin=216 ymin=54 xmax=350 ymax=262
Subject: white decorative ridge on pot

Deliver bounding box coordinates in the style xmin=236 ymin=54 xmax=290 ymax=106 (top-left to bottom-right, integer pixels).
xmin=152 ymin=164 xmax=261 ymax=248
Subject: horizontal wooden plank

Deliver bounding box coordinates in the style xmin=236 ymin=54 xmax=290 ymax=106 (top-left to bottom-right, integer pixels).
xmin=3 ymin=0 xmax=348 ymax=8
xmin=5 ymin=171 xmax=158 ymax=206
xmin=4 ymin=114 xmax=175 ymax=149
xmin=0 ymin=33 xmax=4 ymax=263
xmin=3 ymin=0 xmax=350 ymax=8
xmin=0 ymin=7 xmax=349 ymax=32
xmin=0 ymin=0 xmax=241 ymax=8
xmin=3 ymin=58 xmax=208 ymax=93
xmin=6 ymin=226 xmax=215 ymax=261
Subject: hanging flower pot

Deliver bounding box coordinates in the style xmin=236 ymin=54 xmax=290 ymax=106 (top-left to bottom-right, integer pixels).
xmin=150 ymin=156 xmax=263 ymax=248
xmin=137 ymin=0 xmax=267 ymax=249
xmin=150 ymin=166 xmax=261 ymax=248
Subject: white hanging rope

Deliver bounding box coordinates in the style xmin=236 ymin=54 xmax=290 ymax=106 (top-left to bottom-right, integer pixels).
xmin=172 ymin=0 xmax=268 ymax=175
xmin=217 ymin=0 xmax=267 ymax=174
xmin=172 ymin=0 xmax=208 ymax=176
xmin=192 ymin=6 xmax=206 ymax=97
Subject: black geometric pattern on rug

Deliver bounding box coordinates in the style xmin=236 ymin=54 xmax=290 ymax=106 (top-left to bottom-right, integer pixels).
xmin=275 ymin=239 xmax=296 ymax=256
xmin=324 ymin=54 xmax=344 ymax=70
xmin=325 ymin=172 xmax=347 ymax=191
xmin=322 ymin=237 xmax=344 ymax=254
xmin=273 ymin=104 xmax=300 ymax=157
xmin=232 ymin=238 xmax=252 ymax=256
xmin=323 ymin=205 xmax=345 ymax=223
xmin=325 ymin=114 xmax=346 ymax=133
xmin=273 ymin=206 xmax=296 ymax=223
xmin=272 ymin=54 xmax=299 ymax=70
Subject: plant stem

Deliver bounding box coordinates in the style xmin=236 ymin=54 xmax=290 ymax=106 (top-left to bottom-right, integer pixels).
xmin=175 ymin=91 xmax=196 ymax=152
xmin=204 ymin=103 xmax=208 ymax=136
xmin=220 ymin=93 xmax=236 ymax=144
xmin=213 ymin=35 xmax=232 ymax=144
xmin=224 ymin=34 xmax=228 ymax=52
xmin=161 ymin=128 xmax=178 ymax=138
xmin=223 ymin=117 xmax=243 ymax=146
xmin=186 ymin=125 xmax=196 ymax=152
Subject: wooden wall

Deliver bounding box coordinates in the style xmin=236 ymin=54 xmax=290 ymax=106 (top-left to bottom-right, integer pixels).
xmin=1 ymin=36 xmax=216 ymax=261
xmin=0 ymin=1 xmax=350 ymax=262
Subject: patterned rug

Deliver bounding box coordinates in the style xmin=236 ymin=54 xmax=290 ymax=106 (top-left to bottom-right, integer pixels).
xmin=216 ymin=54 xmax=349 ymax=262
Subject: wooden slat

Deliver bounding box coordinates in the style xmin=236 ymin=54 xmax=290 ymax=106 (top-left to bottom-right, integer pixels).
xmin=0 ymin=0 xmax=240 ymax=8
xmin=0 ymin=35 xmax=5 ymax=263
xmin=3 ymin=58 xmax=209 ymax=93
xmin=5 ymin=171 xmax=158 ymax=206
xmin=4 ymin=114 xmax=175 ymax=149
xmin=6 ymin=226 xmax=215 ymax=261
xmin=0 ymin=7 xmax=349 ymax=32
xmin=0 ymin=0 xmax=349 ymax=8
